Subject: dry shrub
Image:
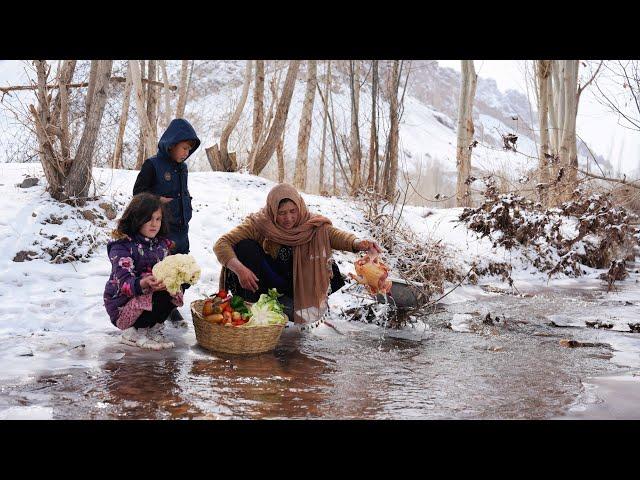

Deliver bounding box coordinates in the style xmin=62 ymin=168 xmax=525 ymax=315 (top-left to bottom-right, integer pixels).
xmin=459 ymin=177 xmax=640 ymax=281
xmin=357 ymin=189 xmax=463 ymax=303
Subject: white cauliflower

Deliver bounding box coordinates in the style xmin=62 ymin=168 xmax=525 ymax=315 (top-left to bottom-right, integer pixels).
xmin=152 ymin=254 xmax=201 ymax=295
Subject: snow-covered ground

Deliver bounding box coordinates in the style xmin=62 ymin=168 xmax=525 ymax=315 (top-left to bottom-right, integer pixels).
xmin=1 ymin=162 xmax=639 ymax=418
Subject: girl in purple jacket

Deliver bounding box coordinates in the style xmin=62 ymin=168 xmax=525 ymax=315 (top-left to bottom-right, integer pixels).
xmin=103 ymin=193 xmax=183 ymax=350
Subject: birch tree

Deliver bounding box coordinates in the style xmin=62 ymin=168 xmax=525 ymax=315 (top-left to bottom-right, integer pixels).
xmin=206 ymin=60 xmax=252 ymax=172
xmin=541 ymin=60 xmax=601 ymax=204
xmin=535 ymin=60 xmax=552 ymax=205
xmin=367 ymin=60 xmax=379 ymax=190
xmin=252 ymin=60 xmax=265 ymax=156
xmin=135 ymin=60 xmax=147 ymax=169
xmin=293 ymin=60 xmax=317 ymax=190
xmin=113 ymin=62 xmax=132 ymax=169
xmin=159 ymin=60 xmax=172 ymax=131
xmin=318 ymin=60 xmax=331 ymax=194
xmin=146 ymin=60 xmax=158 ymax=141
xmin=384 ymin=60 xmax=401 ymax=201
xmin=29 ymin=60 xmax=113 ymax=203
xmin=175 ymin=60 xmax=190 ymax=118
xmin=130 ymin=60 xmax=156 ymax=169
xmin=251 ymin=60 xmax=301 ymax=176
xmin=64 ymin=60 xmax=113 ymax=200
xmin=349 ymin=60 xmax=362 ymax=195
xmin=455 ymin=60 xmax=478 ymax=208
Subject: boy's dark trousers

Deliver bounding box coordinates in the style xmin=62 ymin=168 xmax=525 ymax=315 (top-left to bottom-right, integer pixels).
xmin=169 ymin=226 xmax=191 ymax=299
xmin=168 ymin=226 xmax=190 ymax=255
xmin=133 ymin=291 xmax=175 ymax=329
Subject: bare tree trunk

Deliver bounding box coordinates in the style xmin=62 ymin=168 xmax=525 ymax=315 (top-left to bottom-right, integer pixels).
xmin=293 ymin=60 xmax=317 ymax=190
xmin=113 ymin=62 xmax=132 ymax=169
xmin=367 ymin=60 xmax=379 ymax=190
xmin=318 ymin=60 xmax=331 ymax=194
xmin=558 ymin=60 xmax=580 ymax=202
xmin=248 ymin=63 xmax=280 ymax=173
xmin=550 ymin=60 xmax=564 ymax=166
xmin=146 ymin=60 xmax=158 ymax=141
xmin=277 ymin=117 xmax=286 ymax=183
xmin=252 ymin=60 xmax=265 ymax=154
xmin=85 ymin=60 xmax=98 ymax=117
xmin=130 ymin=60 xmax=156 ymax=169
xmin=160 ymin=60 xmax=172 ymax=131
xmin=349 ymin=60 xmax=362 ymax=195
xmin=54 ymin=60 xmax=76 ymax=165
xmin=209 ymin=60 xmax=252 ymax=172
xmin=176 ymin=60 xmax=190 ymax=118
xmin=64 ymin=60 xmax=113 ymax=202
xmin=251 ymin=60 xmax=301 ymax=175
xmin=135 ymin=61 xmax=147 ymax=169
xmin=31 ymin=60 xmax=65 ymax=200
xmin=385 ymin=60 xmax=401 ymax=201
xmin=536 ymin=60 xmax=552 ymax=205
xmin=455 ymin=60 xmax=478 ymax=208
xmin=186 ymin=60 xmax=195 ymax=103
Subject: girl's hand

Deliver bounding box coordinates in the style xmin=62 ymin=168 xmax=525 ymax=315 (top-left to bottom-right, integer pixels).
xmin=160 ymin=196 xmax=173 ymax=204
xmin=141 ymin=275 xmax=166 ymax=292
xmin=355 ymin=239 xmax=382 ymax=254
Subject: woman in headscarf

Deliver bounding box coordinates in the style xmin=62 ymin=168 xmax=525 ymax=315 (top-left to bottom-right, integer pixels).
xmin=213 ymin=183 xmax=380 ymax=324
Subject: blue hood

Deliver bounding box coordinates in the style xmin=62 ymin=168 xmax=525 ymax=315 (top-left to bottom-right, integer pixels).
xmin=157 ymin=118 xmax=201 ymax=162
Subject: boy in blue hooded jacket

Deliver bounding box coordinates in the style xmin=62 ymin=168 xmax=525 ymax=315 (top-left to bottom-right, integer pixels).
xmin=133 ymin=118 xmax=201 ymax=324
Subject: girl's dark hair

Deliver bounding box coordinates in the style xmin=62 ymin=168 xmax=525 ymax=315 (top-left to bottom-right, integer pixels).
xmin=116 ymin=193 xmax=171 ymax=238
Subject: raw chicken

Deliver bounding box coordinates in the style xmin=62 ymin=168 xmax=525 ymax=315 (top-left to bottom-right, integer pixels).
xmin=350 ymin=252 xmax=392 ymax=295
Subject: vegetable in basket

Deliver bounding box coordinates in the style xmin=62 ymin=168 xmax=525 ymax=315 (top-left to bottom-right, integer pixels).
xmin=243 ymin=288 xmax=288 ymax=327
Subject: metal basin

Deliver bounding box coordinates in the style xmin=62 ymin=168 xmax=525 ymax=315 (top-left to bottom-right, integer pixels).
xmin=375 ymin=277 xmax=428 ymax=309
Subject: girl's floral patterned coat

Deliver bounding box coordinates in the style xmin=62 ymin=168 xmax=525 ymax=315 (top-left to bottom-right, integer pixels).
xmin=103 ymin=231 xmax=172 ymax=327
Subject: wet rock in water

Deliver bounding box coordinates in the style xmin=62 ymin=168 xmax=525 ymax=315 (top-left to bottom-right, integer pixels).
xmin=546 ymin=314 xmax=582 ymax=328
xmin=13 ymin=250 xmax=38 ymax=262
xmin=628 ymin=323 xmax=640 ymax=333
xmin=18 ymin=177 xmax=39 ymax=188
xmin=559 ymin=339 xmax=609 ymax=348
xmin=449 ymin=313 xmax=474 ymax=332
xmin=585 ymin=320 xmax=614 ymax=329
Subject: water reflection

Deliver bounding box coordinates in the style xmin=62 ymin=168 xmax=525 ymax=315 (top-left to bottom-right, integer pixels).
xmin=5 ymin=279 xmax=632 ymax=419
xmin=103 ymin=357 xmax=206 ymax=419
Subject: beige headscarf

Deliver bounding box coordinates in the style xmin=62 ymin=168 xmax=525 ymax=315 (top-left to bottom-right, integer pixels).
xmin=248 ymin=183 xmax=333 ymax=324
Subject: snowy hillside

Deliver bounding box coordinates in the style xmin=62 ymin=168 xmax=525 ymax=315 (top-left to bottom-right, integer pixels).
xmin=0 ymin=60 xmax=607 ymax=201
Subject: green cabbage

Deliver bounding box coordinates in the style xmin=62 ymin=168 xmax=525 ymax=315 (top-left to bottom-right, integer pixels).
xmin=243 ymin=288 xmax=287 ymax=326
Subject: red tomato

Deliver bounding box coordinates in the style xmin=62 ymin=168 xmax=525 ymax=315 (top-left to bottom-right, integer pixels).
xmin=217 ymin=290 xmax=227 ymax=298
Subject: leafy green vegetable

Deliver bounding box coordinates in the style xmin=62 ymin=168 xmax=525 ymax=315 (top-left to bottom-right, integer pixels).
xmin=230 ymin=294 xmax=249 ymax=314
xmin=243 ymin=288 xmax=287 ymax=326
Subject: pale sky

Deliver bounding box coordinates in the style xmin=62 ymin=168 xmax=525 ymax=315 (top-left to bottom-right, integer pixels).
xmin=438 ymin=60 xmax=640 ymax=175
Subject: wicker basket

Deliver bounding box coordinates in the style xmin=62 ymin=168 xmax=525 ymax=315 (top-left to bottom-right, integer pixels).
xmin=190 ymin=299 xmax=285 ymax=354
